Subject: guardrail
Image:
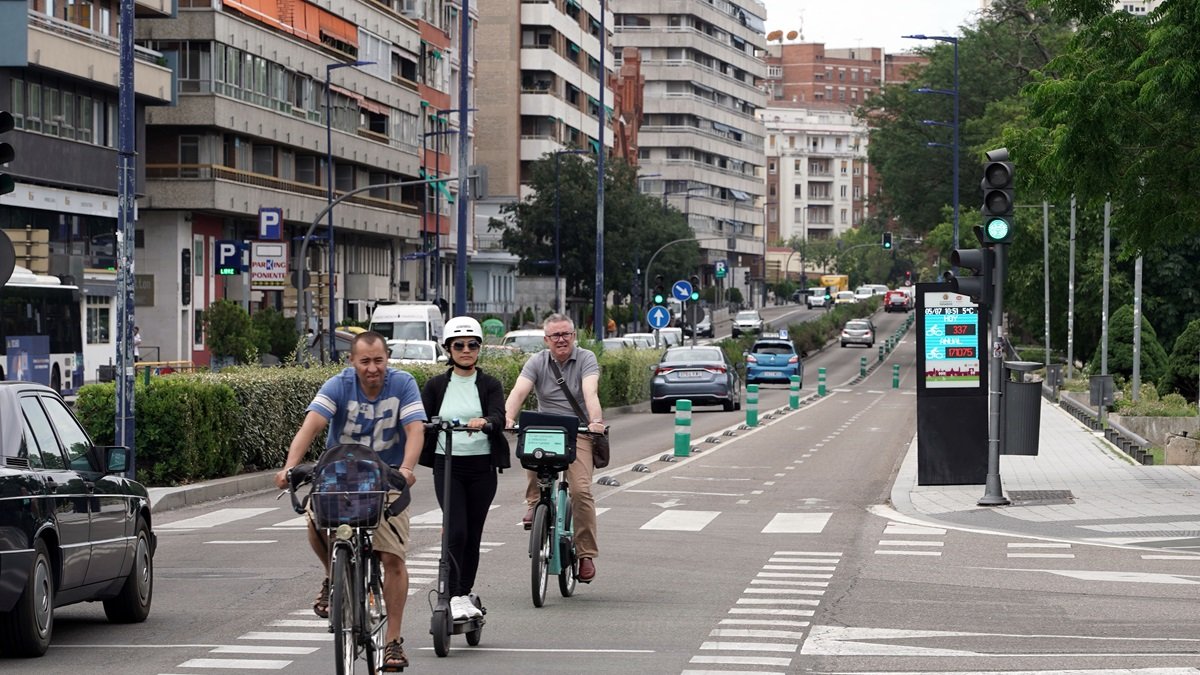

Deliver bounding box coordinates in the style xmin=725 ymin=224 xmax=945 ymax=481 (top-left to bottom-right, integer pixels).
xmin=1056 ymin=393 xmax=1154 ymax=464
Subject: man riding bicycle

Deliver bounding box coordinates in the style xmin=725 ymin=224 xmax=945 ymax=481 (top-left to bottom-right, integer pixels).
xmin=503 ymin=314 xmax=605 ymax=582
xmin=275 ymin=331 xmax=425 ymax=671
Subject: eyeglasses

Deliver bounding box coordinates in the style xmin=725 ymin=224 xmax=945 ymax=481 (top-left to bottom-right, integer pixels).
xmin=544 ymin=331 xmax=575 ymax=342
xmin=450 ymin=340 xmax=481 ymax=352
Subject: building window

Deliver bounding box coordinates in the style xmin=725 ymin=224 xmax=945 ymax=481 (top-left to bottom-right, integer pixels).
xmin=85 ymin=296 xmax=110 ymax=344
xmin=840 ymin=208 xmax=847 ymax=224
xmin=9 ymin=79 xmax=24 ymax=129
xmin=768 ymin=160 xmax=776 ymax=174
xmin=794 ymin=159 xmax=801 ymax=172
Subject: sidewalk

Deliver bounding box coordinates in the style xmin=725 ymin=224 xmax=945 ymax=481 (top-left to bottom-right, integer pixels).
xmin=891 ymin=397 xmax=1200 ymax=549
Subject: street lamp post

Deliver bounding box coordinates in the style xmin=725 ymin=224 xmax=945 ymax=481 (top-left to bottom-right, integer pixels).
xmin=903 ymin=34 xmax=959 ymax=250
xmin=325 ymin=59 xmax=374 ymax=360
xmin=554 ymin=148 xmax=591 ymax=314
xmin=425 ymin=106 xmax=478 ymax=308
xmin=593 ymin=0 xmax=607 ymax=339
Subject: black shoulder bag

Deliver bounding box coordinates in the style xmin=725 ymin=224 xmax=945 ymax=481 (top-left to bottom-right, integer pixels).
xmin=546 ymin=355 xmax=610 ymax=469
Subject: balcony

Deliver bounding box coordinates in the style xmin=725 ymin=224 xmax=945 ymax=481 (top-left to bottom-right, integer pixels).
xmin=27 ymin=12 xmax=172 ymax=102
xmin=145 ymin=163 xmax=420 ymax=238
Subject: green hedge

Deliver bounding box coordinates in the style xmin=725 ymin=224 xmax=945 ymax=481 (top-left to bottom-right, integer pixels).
xmin=75 ymin=347 xmax=663 ymax=486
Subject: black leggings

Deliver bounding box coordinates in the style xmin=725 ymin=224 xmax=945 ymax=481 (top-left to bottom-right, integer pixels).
xmin=431 ymin=454 xmax=497 ymax=597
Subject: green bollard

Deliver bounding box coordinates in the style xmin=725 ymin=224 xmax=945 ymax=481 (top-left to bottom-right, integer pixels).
xmin=142 ymin=364 xmax=150 ymax=387
xmin=789 ymin=375 xmax=800 ymax=409
xmin=860 ymin=356 xmax=867 ymax=377
xmin=892 ymin=364 xmax=900 ymax=389
xmin=817 ymin=367 xmax=826 ymax=397
xmin=674 ymin=399 xmax=692 ymax=457
xmin=746 ymin=385 xmax=759 ymax=427
xmin=878 ymin=345 xmax=885 ymax=362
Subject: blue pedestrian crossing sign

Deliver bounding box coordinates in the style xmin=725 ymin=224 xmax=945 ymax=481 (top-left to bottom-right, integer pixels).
xmin=671 ymin=279 xmax=693 ymax=302
xmin=646 ymin=305 xmax=671 ymax=329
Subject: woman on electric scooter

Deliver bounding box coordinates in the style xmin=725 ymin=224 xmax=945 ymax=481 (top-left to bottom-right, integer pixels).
xmin=419 ymin=316 xmax=510 ymax=620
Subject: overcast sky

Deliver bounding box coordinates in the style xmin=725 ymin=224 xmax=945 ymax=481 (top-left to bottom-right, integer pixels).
xmin=758 ymin=0 xmax=984 ymax=53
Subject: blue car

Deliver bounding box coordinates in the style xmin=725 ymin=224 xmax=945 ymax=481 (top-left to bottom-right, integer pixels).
xmin=745 ymin=336 xmax=802 ymax=385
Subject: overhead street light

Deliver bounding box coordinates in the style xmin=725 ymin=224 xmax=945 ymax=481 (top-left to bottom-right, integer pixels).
xmin=903 ymin=34 xmax=960 ymax=250
xmin=324 ymin=59 xmax=375 ymax=360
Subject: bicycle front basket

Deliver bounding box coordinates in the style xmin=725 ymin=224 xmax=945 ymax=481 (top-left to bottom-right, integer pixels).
xmin=310 ymin=443 xmax=391 ymax=528
xmin=516 ymin=428 xmax=576 ymax=471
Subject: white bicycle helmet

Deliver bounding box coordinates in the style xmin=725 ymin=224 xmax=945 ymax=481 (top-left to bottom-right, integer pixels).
xmin=443 ymin=316 xmax=483 ymax=344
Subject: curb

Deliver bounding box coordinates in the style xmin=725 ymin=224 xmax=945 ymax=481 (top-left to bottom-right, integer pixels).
xmin=148 ymin=470 xmax=279 ymax=513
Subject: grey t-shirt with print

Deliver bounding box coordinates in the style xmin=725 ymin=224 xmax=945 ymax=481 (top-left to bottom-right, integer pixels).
xmin=518 ymin=347 xmax=600 ymax=418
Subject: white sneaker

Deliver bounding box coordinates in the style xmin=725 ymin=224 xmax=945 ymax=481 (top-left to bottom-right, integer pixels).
xmin=449 ymin=596 xmax=470 ymax=620
xmin=462 ymin=595 xmax=483 ymax=619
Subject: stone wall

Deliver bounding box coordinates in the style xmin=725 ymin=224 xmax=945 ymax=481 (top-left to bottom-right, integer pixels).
xmin=1109 ymin=414 xmax=1199 ymax=449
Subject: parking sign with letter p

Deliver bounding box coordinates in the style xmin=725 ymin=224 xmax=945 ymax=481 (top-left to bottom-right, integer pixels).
xmin=259 ymin=207 xmax=282 ymax=240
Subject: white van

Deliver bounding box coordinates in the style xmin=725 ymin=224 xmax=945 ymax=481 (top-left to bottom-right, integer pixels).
xmin=368 ymin=303 xmax=445 ymax=342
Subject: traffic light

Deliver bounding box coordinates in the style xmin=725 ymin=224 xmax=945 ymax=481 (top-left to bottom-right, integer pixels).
xmin=882 ymin=232 xmax=893 ymax=249
xmin=980 ymin=147 xmax=1014 ymax=244
xmin=652 ymin=274 xmax=665 ymax=305
xmin=904 ymin=270 xmax=912 ymax=286
xmin=743 ymin=270 xmax=750 ymax=285
xmin=689 ymin=275 xmax=700 ymax=302
xmin=0 ymin=111 xmax=14 ymax=196
xmin=943 ymin=247 xmax=993 ymax=306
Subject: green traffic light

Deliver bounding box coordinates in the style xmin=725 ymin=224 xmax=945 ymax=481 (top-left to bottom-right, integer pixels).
xmin=986 ymin=218 xmax=1011 ymax=241
xmin=689 ymin=291 xmax=699 ymax=301
xmin=653 ymin=294 xmax=664 ymax=304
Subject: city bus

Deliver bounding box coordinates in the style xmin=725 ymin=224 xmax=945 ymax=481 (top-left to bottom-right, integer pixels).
xmin=0 ymin=265 xmax=84 ymax=394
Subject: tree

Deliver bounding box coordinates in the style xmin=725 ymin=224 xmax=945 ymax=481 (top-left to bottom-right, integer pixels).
xmin=1006 ymin=0 xmax=1200 ymax=252
xmin=1092 ymin=304 xmax=1169 ymax=386
xmin=251 ymin=307 xmax=299 ymax=359
xmin=203 ymin=300 xmax=256 ymax=363
xmin=493 ymin=155 xmax=699 ymax=304
xmin=1162 ymin=319 xmax=1200 ymax=401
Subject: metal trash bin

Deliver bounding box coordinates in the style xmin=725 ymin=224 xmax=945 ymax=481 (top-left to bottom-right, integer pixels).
xmin=1089 ymin=374 xmax=1114 ymax=408
xmin=97 ymin=364 xmax=116 ymax=383
xmin=1003 ymin=361 xmax=1042 ymax=456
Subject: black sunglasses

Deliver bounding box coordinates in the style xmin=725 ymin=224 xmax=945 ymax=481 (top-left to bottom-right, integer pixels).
xmin=450 ymin=340 xmax=481 ymax=352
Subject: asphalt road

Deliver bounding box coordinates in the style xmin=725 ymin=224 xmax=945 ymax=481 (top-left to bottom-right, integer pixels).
xmin=15 ymin=306 xmax=1198 ymax=674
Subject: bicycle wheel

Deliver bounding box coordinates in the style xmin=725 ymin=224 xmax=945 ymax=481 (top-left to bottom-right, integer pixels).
xmin=465 ymin=595 xmax=483 ymax=646
xmin=431 ymin=607 xmax=451 ymax=657
xmin=363 ymin=553 xmax=385 ymax=674
xmin=330 ymin=546 xmax=356 ymax=675
xmin=557 ymin=499 xmax=577 ymax=598
xmin=529 ymin=503 xmax=550 ymax=608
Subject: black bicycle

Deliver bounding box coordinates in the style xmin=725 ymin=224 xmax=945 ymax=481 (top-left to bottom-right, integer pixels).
xmin=286 ymin=459 xmax=390 ymax=674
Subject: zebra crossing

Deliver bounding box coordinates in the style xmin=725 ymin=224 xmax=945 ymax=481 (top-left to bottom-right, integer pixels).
xmin=682 ymin=550 xmax=841 ymax=675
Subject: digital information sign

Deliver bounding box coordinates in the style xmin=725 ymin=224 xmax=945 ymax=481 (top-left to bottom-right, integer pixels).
xmin=922 ymin=292 xmax=981 ymax=389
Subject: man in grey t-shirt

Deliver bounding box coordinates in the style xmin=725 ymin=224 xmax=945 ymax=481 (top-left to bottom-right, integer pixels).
xmin=504 ymin=314 xmax=606 ymax=583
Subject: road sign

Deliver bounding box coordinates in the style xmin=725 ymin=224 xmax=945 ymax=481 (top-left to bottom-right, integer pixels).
xmin=714 ymin=260 xmax=727 ymax=279
xmin=215 ymin=239 xmax=244 ymax=275
xmin=671 ymin=279 xmax=693 ymax=302
xmin=251 ymin=242 xmax=287 ymax=290
xmin=258 ymin=207 xmax=282 ymax=240
xmin=646 ymin=305 xmax=671 ymax=330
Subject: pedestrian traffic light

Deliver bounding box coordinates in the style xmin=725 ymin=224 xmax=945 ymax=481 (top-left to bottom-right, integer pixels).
xmin=943 ymin=247 xmax=993 ymax=306
xmin=0 ymin=111 xmax=15 ymax=196
xmin=980 ymin=147 xmax=1014 ymax=244
xmin=689 ymin=274 xmax=700 ymax=301
xmin=882 ymin=232 xmax=893 ymax=249
xmin=653 ymin=274 xmax=665 ymax=305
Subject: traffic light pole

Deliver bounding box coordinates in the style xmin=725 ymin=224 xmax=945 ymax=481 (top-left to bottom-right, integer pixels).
xmin=978 ymin=243 xmax=1010 ymax=506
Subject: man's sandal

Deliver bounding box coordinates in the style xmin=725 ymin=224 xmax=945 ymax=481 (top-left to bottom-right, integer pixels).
xmin=381 ymin=639 xmax=408 ymax=672
xmin=313 ymin=578 xmax=330 ymax=619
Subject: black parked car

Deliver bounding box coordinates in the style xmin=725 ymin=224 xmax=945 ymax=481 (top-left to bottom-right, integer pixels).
xmin=650 ymin=346 xmax=742 ymax=414
xmin=0 ymin=383 xmax=155 ymax=657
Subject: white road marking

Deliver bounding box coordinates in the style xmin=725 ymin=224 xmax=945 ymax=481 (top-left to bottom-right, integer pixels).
xmin=875 ymin=550 xmax=942 ymax=556
xmin=736 ymin=598 xmax=820 ymax=606
xmin=158 ymin=508 xmax=277 ymax=530
xmin=209 ymin=646 xmax=319 ymax=655
xmin=769 ymin=557 xmax=836 ymax=564
xmin=1142 ymin=555 xmax=1198 ymax=560
xmin=238 ymin=632 xmax=330 ymax=642
xmin=759 ymin=571 xmax=832 ymax=578
xmin=690 ymin=655 xmax=791 ymax=666
xmin=626 ymin=490 xmax=743 ymax=496
xmin=682 ymin=670 xmax=784 ymax=675
xmin=1018 ymin=569 xmax=1200 ymax=584
xmin=1006 ymin=553 xmax=1075 ymax=559
xmin=1007 ymin=542 xmax=1072 ymax=548
xmin=773 ymin=473 xmax=786 ymax=477
xmin=266 ymin=620 xmax=325 ymax=628
xmin=742 ymin=588 xmax=825 ymax=595
xmin=719 ymin=619 xmax=809 ymax=628
xmin=269 ymin=516 xmax=307 ymax=528
xmin=775 ymin=551 xmax=840 ymax=556
xmin=763 ymin=481 xmax=776 ymax=486
xmin=204 ymin=540 xmax=277 ymax=545
xmin=728 ymin=608 xmax=814 ymax=616
xmin=884 ymin=523 xmax=946 ymax=535
xmin=175 ymin=658 xmax=290 ymax=669
xmin=737 ymin=499 xmax=751 ymax=505
xmin=879 ymin=540 xmax=944 ymax=547
xmin=700 ymin=641 xmax=798 ymax=653
xmin=751 ymin=579 xmax=827 ymax=587
xmin=802 ymin=624 xmax=1200 ymax=657
xmin=710 ymin=628 xmax=805 ymax=639
xmin=640 ymin=510 xmax=721 ymax=532
xmin=762 ymin=513 xmax=831 ymax=534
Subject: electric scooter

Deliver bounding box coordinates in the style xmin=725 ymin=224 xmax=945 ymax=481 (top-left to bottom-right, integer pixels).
xmin=424 ymin=418 xmax=487 ymax=658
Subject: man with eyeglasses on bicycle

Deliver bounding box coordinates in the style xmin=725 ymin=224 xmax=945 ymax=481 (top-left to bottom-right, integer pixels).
xmin=275 ymin=331 xmax=425 ymax=672
xmin=504 ymin=314 xmax=606 ymax=583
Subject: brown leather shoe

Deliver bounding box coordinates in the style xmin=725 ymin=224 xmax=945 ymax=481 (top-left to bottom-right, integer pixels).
xmin=522 ymin=506 xmax=535 ymax=530
xmin=578 ymin=558 xmax=595 ymax=583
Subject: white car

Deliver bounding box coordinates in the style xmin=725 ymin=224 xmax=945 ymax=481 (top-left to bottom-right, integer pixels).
xmin=853 ymin=286 xmax=875 ymax=302
xmin=601 ymin=337 xmax=636 ymax=351
xmin=387 ymin=339 xmax=447 ymax=365
xmin=623 ymin=332 xmax=659 ymax=349
xmin=731 ymin=310 xmax=765 ymax=338
xmin=500 ymin=329 xmax=547 ymax=354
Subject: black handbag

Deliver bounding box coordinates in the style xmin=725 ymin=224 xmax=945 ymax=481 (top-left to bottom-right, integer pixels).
xmin=546 ymin=356 xmax=610 ymax=469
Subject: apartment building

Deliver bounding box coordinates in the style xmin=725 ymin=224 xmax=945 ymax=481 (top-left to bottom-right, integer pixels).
xmin=136 ymin=0 xmax=476 ymax=365
xmin=613 ymin=0 xmax=767 ymax=300
xmin=472 ymin=0 xmax=614 ymax=316
xmin=0 ymin=0 xmax=173 ymax=381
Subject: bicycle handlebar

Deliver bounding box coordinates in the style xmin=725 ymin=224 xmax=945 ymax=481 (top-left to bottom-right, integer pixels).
xmin=423 ymin=418 xmax=494 ymax=434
